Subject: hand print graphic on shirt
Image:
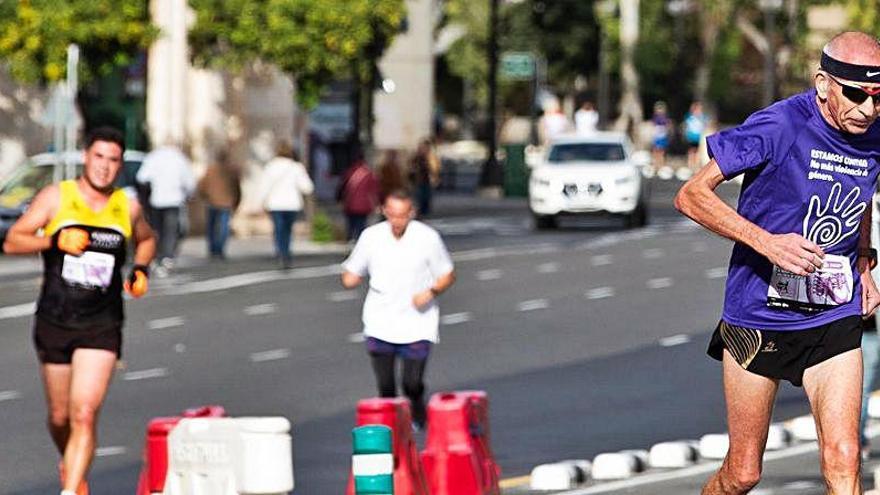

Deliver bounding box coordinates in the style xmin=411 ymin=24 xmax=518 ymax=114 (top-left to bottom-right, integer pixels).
xmin=802 ymin=182 xmax=866 ymax=249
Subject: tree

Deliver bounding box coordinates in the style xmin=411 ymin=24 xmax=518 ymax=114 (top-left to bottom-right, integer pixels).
xmin=0 ymin=0 xmax=156 ymax=83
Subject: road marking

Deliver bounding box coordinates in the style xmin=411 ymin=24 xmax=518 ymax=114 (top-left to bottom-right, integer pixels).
xmin=517 ymin=299 xmax=549 ymax=312
xmin=244 ymin=303 xmax=277 ymax=316
xmin=585 ymin=287 xmax=615 ymax=300
xmin=166 ymin=265 xmax=342 ymax=295
xmin=95 ymin=446 xmax=127 ymax=457
xmin=250 ymin=348 xmax=291 ymax=363
xmin=0 ymin=390 xmax=22 ymax=402
xmin=782 ymin=481 xmax=822 ymax=491
xmin=591 ymin=255 xmax=614 ymax=266
xmin=647 ymin=277 xmax=674 ymax=289
xmin=348 ymin=332 xmax=366 ymax=343
xmin=476 ymin=269 xmax=503 ymax=281
xmin=659 ymin=334 xmax=691 ymax=347
xmin=499 ymin=475 xmax=532 ymax=489
xmin=173 ymin=343 xmax=186 ymax=353
xmin=147 ymin=316 xmax=185 ymax=330
xmin=643 ymin=248 xmax=665 ymax=259
xmin=705 ymin=267 xmax=728 ymax=279
xmin=0 ymin=302 xmax=35 ymax=320
xmin=441 ymin=312 xmax=473 ymax=325
xmin=554 ymin=441 xmax=818 ymax=494
xmin=328 ymin=290 xmax=359 ymax=302
xmin=124 ymin=368 xmax=170 ymax=381
xmin=537 ymin=262 xmax=560 ymax=273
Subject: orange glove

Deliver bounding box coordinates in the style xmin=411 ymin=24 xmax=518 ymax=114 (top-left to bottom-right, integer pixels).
xmin=124 ymin=265 xmax=149 ymax=298
xmin=56 ymin=228 xmax=90 ymax=255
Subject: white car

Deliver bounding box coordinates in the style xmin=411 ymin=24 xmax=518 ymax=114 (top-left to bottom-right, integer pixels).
xmin=528 ymin=132 xmax=650 ymax=229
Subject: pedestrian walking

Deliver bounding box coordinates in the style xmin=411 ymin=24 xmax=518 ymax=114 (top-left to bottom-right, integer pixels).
xmin=341 ymin=190 xmax=456 ymax=429
xmin=409 ymin=139 xmax=440 ymax=217
xmin=684 ymin=101 xmax=708 ymax=171
xmin=338 ymin=152 xmax=379 ymax=241
xmin=135 ymin=141 xmax=195 ymax=274
xmin=197 ymin=148 xmax=241 ymax=259
xmin=3 ymin=127 xmax=156 ymax=495
xmin=651 ymin=101 xmax=671 ymax=174
xmin=257 ymin=142 xmax=314 ymax=269
xmin=861 ymin=187 xmax=880 ymax=459
xmin=575 ymin=100 xmax=599 ymax=135
xmin=676 ymin=32 xmax=880 ymax=494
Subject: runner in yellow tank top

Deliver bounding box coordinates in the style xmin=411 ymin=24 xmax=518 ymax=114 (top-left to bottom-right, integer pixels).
xmin=3 ymin=127 xmax=156 ymax=495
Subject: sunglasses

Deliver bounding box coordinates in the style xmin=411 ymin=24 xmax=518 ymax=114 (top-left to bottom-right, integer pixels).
xmin=828 ymin=74 xmax=880 ymax=105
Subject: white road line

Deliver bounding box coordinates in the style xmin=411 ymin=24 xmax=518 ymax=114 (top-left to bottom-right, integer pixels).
xmin=555 ymin=441 xmax=818 ymax=495
xmin=705 ymin=267 xmax=728 ymax=279
xmin=643 ymin=248 xmax=666 ymax=259
xmin=95 ymin=446 xmax=127 ymax=457
xmin=441 ymin=312 xmax=473 ymax=325
xmin=166 ymin=265 xmax=342 ymax=295
xmin=591 ymin=255 xmax=614 ymax=266
xmin=244 ymin=303 xmax=277 ymax=316
xmin=123 ymin=368 xmax=170 ymax=381
xmin=585 ymin=287 xmax=615 ymax=300
xmin=476 ymin=269 xmax=503 ymax=281
xmin=147 ymin=317 xmax=185 ymax=330
xmin=517 ymin=299 xmax=549 ymax=312
xmin=0 ymin=302 xmax=35 ymax=320
xmin=173 ymin=343 xmax=186 ymax=353
xmin=647 ymin=277 xmax=674 ymax=290
xmin=659 ymin=334 xmax=691 ymax=347
xmin=537 ymin=262 xmax=560 ymax=274
xmin=328 ymin=290 xmax=359 ymax=302
xmin=249 ymin=348 xmax=291 ymax=363
xmin=782 ymin=481 xmax=823 ymax=491
xmin=0 ymin=390 xmax=22 ymax=402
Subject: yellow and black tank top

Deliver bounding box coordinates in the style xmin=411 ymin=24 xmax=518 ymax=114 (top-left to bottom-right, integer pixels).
xmin=38 ymin=180 xmax=131 ymax=329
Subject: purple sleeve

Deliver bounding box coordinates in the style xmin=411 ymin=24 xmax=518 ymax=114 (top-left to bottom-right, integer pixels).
xmin=706 ymin=104 xmax=791 ymax=180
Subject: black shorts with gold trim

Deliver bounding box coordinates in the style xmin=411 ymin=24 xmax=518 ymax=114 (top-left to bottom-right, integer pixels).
xmin=707 ymin=315 xmax=862 ymax=387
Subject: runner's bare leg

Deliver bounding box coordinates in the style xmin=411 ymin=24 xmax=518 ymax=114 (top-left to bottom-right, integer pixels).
xmin=41 ymin=364 xmax=73 ymax=453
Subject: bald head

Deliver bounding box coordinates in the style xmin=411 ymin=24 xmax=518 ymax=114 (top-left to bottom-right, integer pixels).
xmin=824 ymin=31 xmax=880 ymax=66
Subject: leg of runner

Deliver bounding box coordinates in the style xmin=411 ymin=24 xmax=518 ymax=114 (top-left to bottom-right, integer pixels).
xmin=60 ymin=349 xmax=117 ymax=492
xmin=803 ymin=348 xmax=863 ymax=494
xmin=702 ymin=350 xmax=778 ymax=495
xmin=41 ymin=364 xmax=73 ymax=454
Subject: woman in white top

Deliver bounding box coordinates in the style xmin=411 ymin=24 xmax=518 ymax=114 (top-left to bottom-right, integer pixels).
xmin=257 ymin=142 xmax=314 ymax=268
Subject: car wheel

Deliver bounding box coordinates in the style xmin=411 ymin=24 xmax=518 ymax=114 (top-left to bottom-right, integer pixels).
xmin=625 ymin=203 xmax=648 ymax=228
xmin=534 ymin=214 xmax=558 ymax=230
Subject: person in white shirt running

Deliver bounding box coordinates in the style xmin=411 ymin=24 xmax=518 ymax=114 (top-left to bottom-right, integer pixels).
xmin=341 ymin=190 xmax=456 ymax=428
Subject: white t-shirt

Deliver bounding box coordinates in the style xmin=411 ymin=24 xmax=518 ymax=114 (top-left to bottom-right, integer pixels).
xmin=136 ymin=146 xmax=196 ymax=208
xmin=342 ymin=221 xmax=454 ymax=344
xmin=575 ymin=108 xmax=599 ymax=135
xmin=257 ymin=157 xmax=315 ymax=211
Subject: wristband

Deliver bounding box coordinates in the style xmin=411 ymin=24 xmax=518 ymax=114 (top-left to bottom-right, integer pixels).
xmin=429 ymin=287 xmax=440 ymax=297
xmin=131 ymin=264 xmax=150 ymax=279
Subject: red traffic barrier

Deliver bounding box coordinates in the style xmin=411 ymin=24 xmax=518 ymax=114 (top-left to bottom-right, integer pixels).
xmin=135 ymin=405 xmax=226 ymax=495
xmin=421 ymin=391 xmax=501 ymax=495
xmin=346 ymin=397 xmax=430 ymax=495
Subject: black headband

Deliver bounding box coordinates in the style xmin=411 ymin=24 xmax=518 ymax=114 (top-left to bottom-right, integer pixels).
xmin=821 ymin=52 xmax=880 ymax=84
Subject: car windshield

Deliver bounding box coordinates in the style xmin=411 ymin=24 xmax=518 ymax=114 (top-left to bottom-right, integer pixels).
xmin=548 ymin=143 xmax=626 ymax=163
xmin=0 ymin=161 xmax=140 ymax=209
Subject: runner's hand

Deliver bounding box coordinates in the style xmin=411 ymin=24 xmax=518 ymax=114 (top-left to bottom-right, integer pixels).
xmin=760 ymin=233 xmax=824 ymax=276
xmin=412 ymin=289 xmax=434 ymax=310
xmin=56 ymin=228 xmax=90 ymax=256
xmin=124 ymin=265 xmax=149 ymax=298
xmin=862 ymin=271 xmax=880 ymax=317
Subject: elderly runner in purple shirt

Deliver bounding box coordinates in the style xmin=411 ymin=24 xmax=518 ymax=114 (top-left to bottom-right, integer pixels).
xmin=677 ymin=32 xmax=880 ymax=495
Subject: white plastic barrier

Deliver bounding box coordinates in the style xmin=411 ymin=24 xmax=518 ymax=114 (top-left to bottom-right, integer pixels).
xmin=591 ymin=452 xmax=643 ymax=480
xmin=648 ymin=441 xmax=698 ymax=468
xmin=789 ymin=415 xmax=818 ymax=442
xmin=530 ymin=463 xmax=580 ymax=491
xmin=698 ymin=434 xmax=729 ymax=460
xmin=765 ymin=424 xmax=792 ymax=451
xmin=869 ymin=394 xmax=880 ymax=419
xmin=163 ymin=417 xmax=293 ymax=495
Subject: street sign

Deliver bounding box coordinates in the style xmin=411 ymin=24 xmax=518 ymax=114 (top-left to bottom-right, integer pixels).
xmin=500 ymin=52 xmax=535 ymax=81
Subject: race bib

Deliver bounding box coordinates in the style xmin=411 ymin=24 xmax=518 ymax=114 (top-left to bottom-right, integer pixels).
xmin=767 ymin=254 xmax=853 ymax=312
xmin=61 ymin=251 xmax=115 ymax=289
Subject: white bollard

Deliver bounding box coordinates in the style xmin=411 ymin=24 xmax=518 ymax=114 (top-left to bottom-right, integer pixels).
xmin=235 ymin=417 xmax=294 ymax=494
xmin=560 ymin=459 xmax=592 ymax=484
xmin=591 ymin=452 xmax=642 ymax=480
xmin=869 ymin=395 xmax=880 ymax=419
xmin=764 ymin=424 xmax=792 ymax=451
xmin=648 ymin=441 xmax=698 ymax=469
xmin=699 ymin=434 xmax=729 ymax=460
xmin=530 ymin=463 xmax=580 ymax=491
xmin=789 ymin=415 xmax=818 ymax=442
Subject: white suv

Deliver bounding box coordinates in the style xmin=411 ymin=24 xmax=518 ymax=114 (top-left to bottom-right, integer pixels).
xmin=528 ymin=132 xmax=650 ymax=229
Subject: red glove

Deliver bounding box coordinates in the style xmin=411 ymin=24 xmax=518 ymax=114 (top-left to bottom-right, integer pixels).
xmin=56 ymin=228 xmax=90 ymax=256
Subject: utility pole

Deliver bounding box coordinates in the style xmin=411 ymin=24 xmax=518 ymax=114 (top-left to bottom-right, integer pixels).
xmin=479 ymin=0 xmax=503 ymax=193
xmin=760 ymin=0 xmax=782 ymax=106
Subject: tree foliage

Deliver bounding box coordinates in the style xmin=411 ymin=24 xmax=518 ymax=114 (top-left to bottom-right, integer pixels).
xmin=188 ymin=0 xmax=406 ymax=108
xmin=0 ymin=0 xmax=156 ymax=83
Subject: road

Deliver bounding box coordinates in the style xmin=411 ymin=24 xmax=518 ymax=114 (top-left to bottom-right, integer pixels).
xmin=0 ymin=179 xmax=865 ymax=494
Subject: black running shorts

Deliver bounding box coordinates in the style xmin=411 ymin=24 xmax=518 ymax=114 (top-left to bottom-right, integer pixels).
xmin=707 ymin=315 xmax=862 ymax=387
xmin=33 ymin=316 xmax=122 ymax=364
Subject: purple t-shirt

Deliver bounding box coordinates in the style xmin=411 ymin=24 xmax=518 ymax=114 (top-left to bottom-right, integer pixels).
xmin=708 ymin=89 xmax=880 ymax=331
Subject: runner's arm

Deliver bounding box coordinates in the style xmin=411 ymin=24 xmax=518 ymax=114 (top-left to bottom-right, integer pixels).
xmin=341 ymin=271 xmax=363 ymax=289
xmin=856 ymin=206 xmax=880 ymax=315
xmin=675 ymin=160 xmax=824 ymax=276
xmin=129 ymin=198 xmax=156 ymax=266
xmin=2 ymin=185 xmax=59 ymax=254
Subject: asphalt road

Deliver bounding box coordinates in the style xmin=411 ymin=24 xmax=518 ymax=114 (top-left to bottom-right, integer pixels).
xmin=0 ymin=179 xmax=848 ymax=494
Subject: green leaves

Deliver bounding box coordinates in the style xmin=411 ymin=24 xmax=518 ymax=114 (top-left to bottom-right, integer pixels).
xmin=0 ymin=0 xmax=156 ymax=84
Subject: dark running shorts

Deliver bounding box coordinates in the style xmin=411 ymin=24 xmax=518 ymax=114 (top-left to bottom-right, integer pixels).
xmin=707 ymin=316 xmax=862 ymax=387
xmin=366 ymin=337 xmax=432 ymax=361
xmin=33 ymin=317 xmax=122 ymax=364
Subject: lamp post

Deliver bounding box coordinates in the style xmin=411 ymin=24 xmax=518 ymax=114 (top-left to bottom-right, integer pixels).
xmin=479 ymin=0 xmax=502 ymax=191
xmin=759 ymin=0 xmax=783 ymax=106
xmin=594 ymin=0 xmax=616 ymax=129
